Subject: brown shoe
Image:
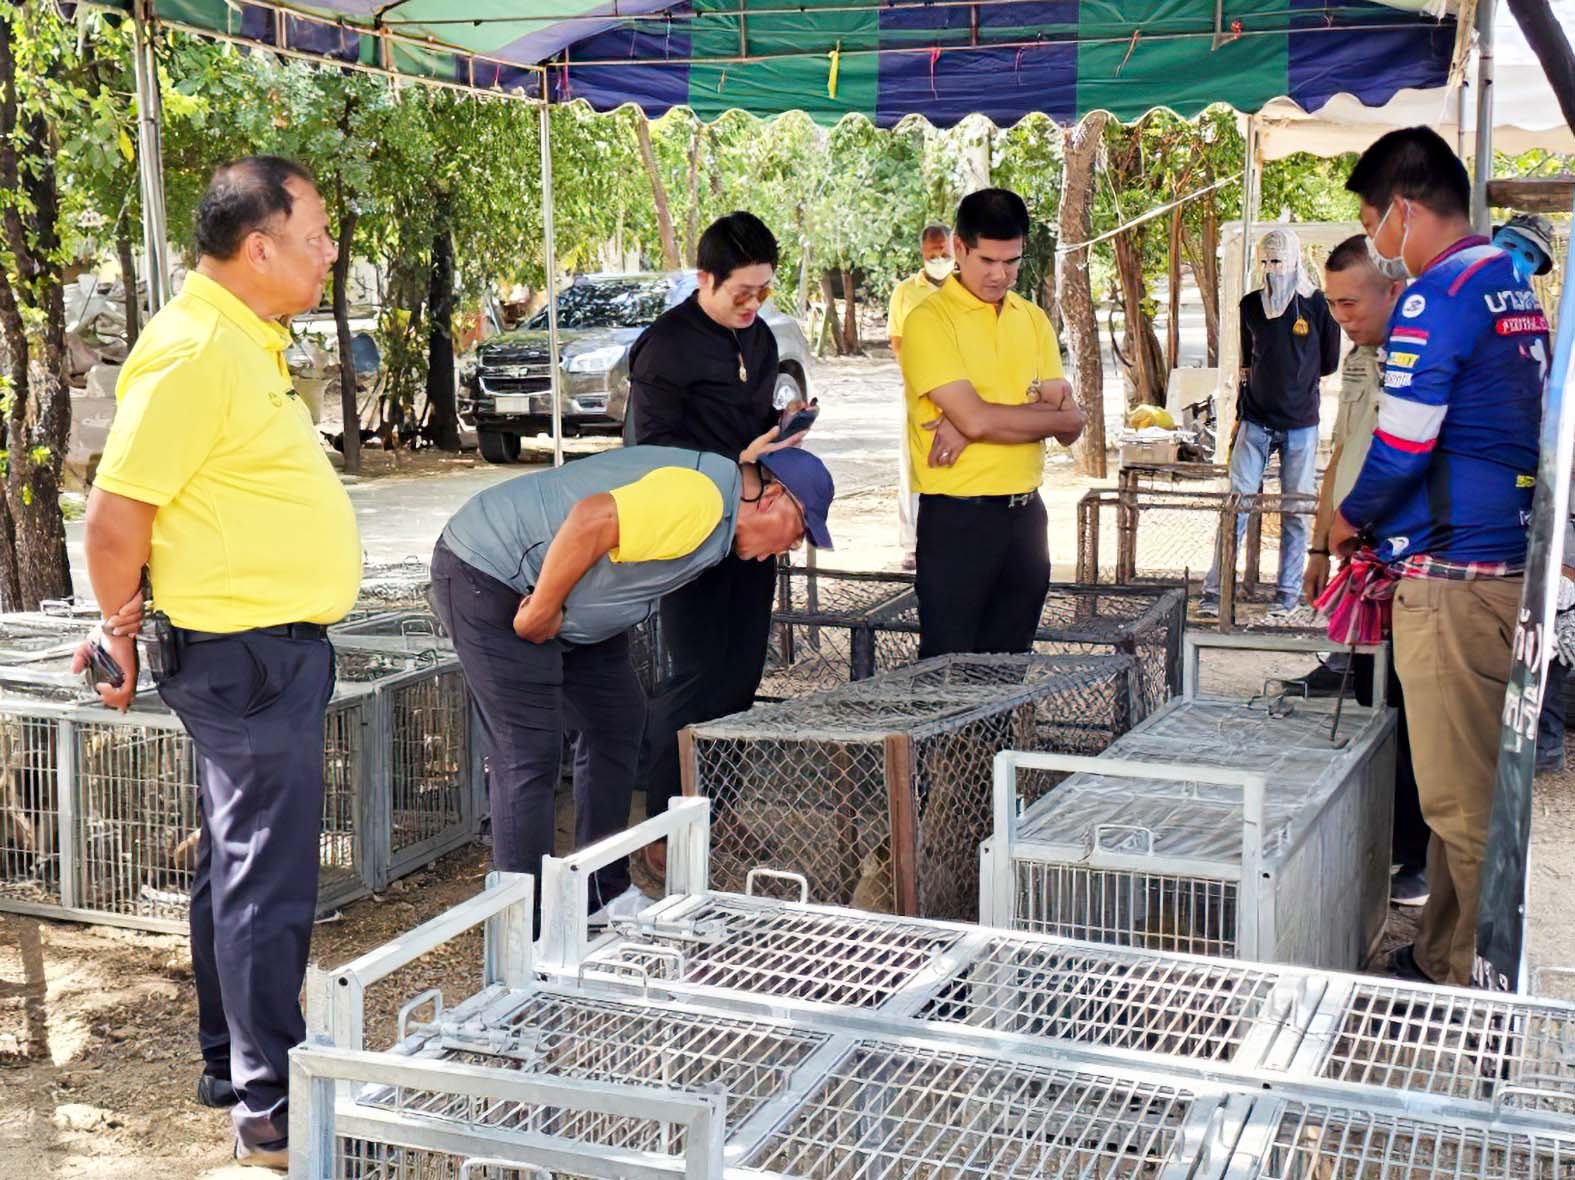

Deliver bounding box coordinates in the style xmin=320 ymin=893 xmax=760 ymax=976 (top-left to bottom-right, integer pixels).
xmin=235 ymin=1140 xmax=288 ymax=1171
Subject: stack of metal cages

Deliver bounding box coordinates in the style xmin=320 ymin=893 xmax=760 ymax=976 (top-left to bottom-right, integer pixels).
xmin=291 ymin=805 xmax=1575 ymax=1180
xmin=0 ymin=630 xmax=480 ymax=931
xmin=679 ymin=652 xmax=1141 ymax=922
xmin=1076 ymin=482 xmax=1318 ymax=629
xmin=980 ymin=633 xmax=1397 ymax=969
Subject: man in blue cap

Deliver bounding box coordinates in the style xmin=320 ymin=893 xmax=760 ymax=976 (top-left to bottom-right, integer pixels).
xmin=430 ymin=433 xmax=834 ymax=926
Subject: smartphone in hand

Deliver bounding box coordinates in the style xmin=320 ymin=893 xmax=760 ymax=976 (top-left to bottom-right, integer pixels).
xmin=776 ymin=400 xmax=819 ymax=443
xmin=81 ymin=637 xmax=125 ymax=692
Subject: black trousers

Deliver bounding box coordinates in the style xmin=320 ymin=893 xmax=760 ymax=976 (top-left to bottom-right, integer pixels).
xmin=641 ymin=553 xmax=777 ymax=815
xmin=157 ymin=630 xmax=335 ymax=1153
xmin=1353 ymin=651 xmax=1429 ymax=872
xmin=429 ymin=539 xmax=643 ymax=921
xmin=915 ymin=493 xmax=1051 ymax=658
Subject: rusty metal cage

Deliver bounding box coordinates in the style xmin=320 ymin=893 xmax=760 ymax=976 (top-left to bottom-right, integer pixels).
xmin=682 ymin=653 xmax=1139 ymax=922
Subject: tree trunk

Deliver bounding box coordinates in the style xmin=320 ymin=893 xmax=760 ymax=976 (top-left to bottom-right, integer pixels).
xmin=0 ymin=16 xmax=71 ymax=607
xmin=1113 ymin=229 xmax=1166 ymax=409
xmin=684 ymin=123 xmax=702 ymax=264
xmin=634 ymin=111 xmax=681 ymax=270
xmin=1166 ymin=206 xmax=1182 ymax=375
xmin=425 ymin=195 xmax=461 ymax=452
xmin=1056 ymin=111 xmax=1108 ymax=477
xmin=818 ymin=270 xmax=844 ymax=357
xmin=1191 ymin=193 xmax=1220 ymax=366
xmin=840 ymin=268 xmax=861 ymax=356
xmin=115 ymin=213 xmax=140 ymax=348
xmin=332 ymin=193 xmax=361 ymax=473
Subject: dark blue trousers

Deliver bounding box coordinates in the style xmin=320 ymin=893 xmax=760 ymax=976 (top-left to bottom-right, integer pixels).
xmin=430 ymin=539 xmax=643 ymax=924
xmin=158 ymin=632 xmax=334 ymax=1153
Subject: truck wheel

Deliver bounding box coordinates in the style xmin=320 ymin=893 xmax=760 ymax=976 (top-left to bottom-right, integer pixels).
xmin=478 ymin=429 xmax=520 ymax=464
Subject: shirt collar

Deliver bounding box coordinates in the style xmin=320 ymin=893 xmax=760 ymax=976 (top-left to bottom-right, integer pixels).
xmin=179 ymin=271 xmax=293 ymax=353
xmin=941 ymin=274 xmax=1015 ymax=315
xmin=1422 ymin=234 xmax=1491 ymax=274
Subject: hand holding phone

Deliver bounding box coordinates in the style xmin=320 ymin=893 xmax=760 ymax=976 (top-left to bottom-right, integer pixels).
xmin=80 ymin=637 xmax=126 ymax=691
xmin=776 ymin=399 xmax=819 ymax=443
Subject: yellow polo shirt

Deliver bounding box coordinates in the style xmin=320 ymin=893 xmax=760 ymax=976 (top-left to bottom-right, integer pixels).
xmin=95 ymin=271 xmax=361 ymax=632
xmin=899 ymin=276 xmax=1065 ymax=496
xmin=887 ymin=271 xmax=945 ymax=341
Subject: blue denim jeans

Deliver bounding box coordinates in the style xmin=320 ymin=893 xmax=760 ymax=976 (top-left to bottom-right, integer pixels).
xmin=1202 ymin=420 xmax=1319 ymax=607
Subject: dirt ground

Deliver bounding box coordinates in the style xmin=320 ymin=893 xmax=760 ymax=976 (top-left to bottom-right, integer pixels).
xmin=11 ymin=353 xmax=1575 ymax=1175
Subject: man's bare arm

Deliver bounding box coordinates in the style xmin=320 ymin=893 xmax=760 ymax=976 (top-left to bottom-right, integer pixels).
xmin=927 ymin=379 xmax=1084 ymax=445
xmin=514 ymin=493 xmax=620 ymax=642
xmin=74 ymin=489 xmax=157 ymax=710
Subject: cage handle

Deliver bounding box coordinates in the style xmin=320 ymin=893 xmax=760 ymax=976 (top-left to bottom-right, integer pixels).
xmin=459 ymin=1157 xmax=551 ymax=1180
xmin=605 ymin=940 xmax=689 ymax=981
xmin=1091 ymin=823 xmax=1155 ymax=857
xmin=746 ymin=867 xmax=809 ymax=903
xmin=577 ymin=958 xmax=652 ymax=997
xmin=396 ymin=988 xmax=443 ymax=1042
xmin=1491 ymin=1077 xmax=1575 ymax=1114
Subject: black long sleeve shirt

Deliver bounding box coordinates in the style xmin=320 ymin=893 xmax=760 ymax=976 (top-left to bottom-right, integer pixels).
xmin=1238 ymin=288 xmax=1341 ymax=431
xmin=628 ymin=292 xmax=779 ymax=456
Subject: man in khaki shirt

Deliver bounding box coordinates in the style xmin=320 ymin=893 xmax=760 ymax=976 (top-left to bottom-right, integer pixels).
xmin=1303 ymin=235 xmax=1427 ymax=907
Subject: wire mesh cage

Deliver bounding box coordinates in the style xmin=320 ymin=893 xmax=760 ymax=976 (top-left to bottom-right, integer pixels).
xmin=1227 ymin=1097 xmax=1575 ymax=1179
xmin=356 ymin=558 xmax=435 ymax=612
xmin=757 ymin=568 xmax=918 ymax=700
xmin=740 ymin=1038 xmax=1233 ymax=1179
xmin=1215 ymin=491 xmax=1321 ymax=634
xmin=683 ymin=653 xmax=1139 ymax=922
xmin=1299 ymin=978 xmax=1575 ymax=1113
xmin=0 ymin=633 xmax=481 ymax=930
xmin=987 ymin=685 xmax=1396 ymax=968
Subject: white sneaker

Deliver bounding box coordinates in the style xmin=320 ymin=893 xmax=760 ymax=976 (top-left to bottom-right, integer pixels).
xmin=588 ymin=884 xmax=657 ymax=929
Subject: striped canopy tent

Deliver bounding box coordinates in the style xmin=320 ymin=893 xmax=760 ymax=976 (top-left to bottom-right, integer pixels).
xmin=101 ymin=0 xmax=1463 ymax=126
xmin=89 ymin=0 xmax=1470 ymax=462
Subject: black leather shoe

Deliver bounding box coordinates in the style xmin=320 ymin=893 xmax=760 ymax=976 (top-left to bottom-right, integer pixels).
xmin=1387 ymin=943 xmax=1435 ymax=984
xmin=196 ymin=1073 xmax=239 ymax=1108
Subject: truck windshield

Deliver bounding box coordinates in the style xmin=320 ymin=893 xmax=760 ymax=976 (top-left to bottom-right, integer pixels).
xmin=528 ymin=279 xmax=673 ymax=329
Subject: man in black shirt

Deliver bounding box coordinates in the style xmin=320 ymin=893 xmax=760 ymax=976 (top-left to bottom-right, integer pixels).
xmin=1199 ymin=227 xmax=1340 ymax=618
xmin=630 ymin=211 xmax=802 ymax=875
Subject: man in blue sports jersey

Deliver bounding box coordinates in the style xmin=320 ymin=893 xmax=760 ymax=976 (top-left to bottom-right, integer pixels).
xmin=1331 ymin=127 xmax=1548 ymax=986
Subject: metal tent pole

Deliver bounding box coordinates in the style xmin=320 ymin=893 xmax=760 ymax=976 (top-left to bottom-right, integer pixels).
xmin=538 ymin=101 xmax=565 ymax=468
xmin=1473 ymin=0 xmax=1497 ymax=234
xmin=130 ymin=1 xmax=172 ymax=311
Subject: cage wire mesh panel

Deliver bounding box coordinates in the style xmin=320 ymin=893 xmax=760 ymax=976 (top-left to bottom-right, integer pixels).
xmin=1001 ymin=693 xmax=1394 ymax=967
xmin=351 ymin=989 xmax=825 ymax=1159
xmin=356 ymin=558 xmax=435 ymax=611
xmin=0 ymin=693 xmax=68 ymax=910
xmin=381 ymin=662 xmax=473 ymax=874
xmin=1305 ymin=979 xmax=1575 ymax=1112
xmin=1229 ymin=1098 xmax=1575 ymax=1179
xmin=686 ymin=653 xmax=1138 ymax=922
xmin=870 ymin=584 xmax=1185 ymax=718
xmin=757 ymin=568 xmax=916 ymax=701
xmin=1214 ymin=491 xmax=1321 ymax=635
xmin=1075 ymin=487 xmax=1232 ymax=590
xmin=741 ymin=1038 xmax=1231 ymax=1179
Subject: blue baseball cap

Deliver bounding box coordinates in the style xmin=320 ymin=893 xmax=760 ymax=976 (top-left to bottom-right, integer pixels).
xmin=759 ymin=447 xmax=835 ymax=549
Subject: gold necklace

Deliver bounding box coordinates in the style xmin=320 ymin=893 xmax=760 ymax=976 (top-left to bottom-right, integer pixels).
xmin=730 ymin=329 xmax=747 ymax=383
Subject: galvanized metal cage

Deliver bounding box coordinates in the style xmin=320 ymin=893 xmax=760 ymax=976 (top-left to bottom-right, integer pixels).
xmin=682 ymin=653 xmax=1139 ymax=922
xmin=0 ymin=637 xmax=480 ymax=931
xmin=984 ymin=637 xmax=1395 ymax=969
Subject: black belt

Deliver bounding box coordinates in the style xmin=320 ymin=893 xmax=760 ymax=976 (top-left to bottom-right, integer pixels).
xmin=922 ymin=492 xmax=1040 ymax=508
xmin=176 ymin=622 xmax=329 ymax=645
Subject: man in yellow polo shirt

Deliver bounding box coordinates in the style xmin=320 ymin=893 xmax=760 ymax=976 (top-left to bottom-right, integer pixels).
xmin=74 ymin=157 xmax=357 ymax=1170
xmin=888 ymin=224 xmax=953 ymax=569
xmin=899 ymin=188 xmax=1084 ymax=657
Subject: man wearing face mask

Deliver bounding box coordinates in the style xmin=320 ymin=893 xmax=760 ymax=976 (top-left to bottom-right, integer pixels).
xmin=1199 ymin=228 xmax=1341 ymax=620
xmin=889 ymin=224 xmax=954 ymax=570
xmin=626 ymin=212 xmax=804 ymax=880
xmin=1331 ymin=126 xmax=1548 ymax=987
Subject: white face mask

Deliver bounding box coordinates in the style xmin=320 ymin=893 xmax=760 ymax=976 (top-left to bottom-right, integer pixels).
xmin=1365 ymin=200 xmax=1412 ymax=281
xmin=923 ymin=256 xmax=954 ymax=282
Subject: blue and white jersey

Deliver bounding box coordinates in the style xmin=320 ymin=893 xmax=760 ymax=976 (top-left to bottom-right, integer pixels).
xmin=1338 ymin=235 xmax=1547 ymax=564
